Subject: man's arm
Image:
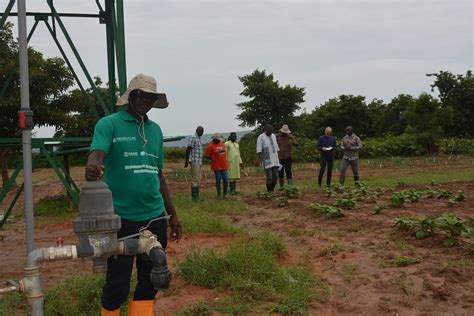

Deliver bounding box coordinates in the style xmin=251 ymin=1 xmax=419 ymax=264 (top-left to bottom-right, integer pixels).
xmin=184 ymin=146 xmax=192 ymax=168
xmin=352 ymin=137 xmax=363 ymax=150
xmin=85 ymin=150 xmax=106 ymax=181
xmin=316 ymin=137 xmax=323 ymax=151
xmin=159 ymin=170 xmax=182 ymax=242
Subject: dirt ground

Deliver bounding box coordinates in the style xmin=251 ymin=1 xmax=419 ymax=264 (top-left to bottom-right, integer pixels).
xmin=0 ymin=160 xmax=473 ymax=315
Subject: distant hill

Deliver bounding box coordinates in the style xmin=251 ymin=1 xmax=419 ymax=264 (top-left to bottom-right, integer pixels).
xmin=164 ymin=130 xmax=251 ymax=148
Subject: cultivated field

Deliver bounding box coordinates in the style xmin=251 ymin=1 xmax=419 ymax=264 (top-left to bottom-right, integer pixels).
xmin=0 ymin=156 xmax=473 ymax=315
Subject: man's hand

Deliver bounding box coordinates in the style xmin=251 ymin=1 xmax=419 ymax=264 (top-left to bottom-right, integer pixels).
xmin=184 ymin=161 xmax=189 ymax=168
xmin=240 ymin=163 xmax=244 ymax=169
xmin=169 ymin=215 xmax=182 ymax=242
xmin=85 ymin=164 xmax=104 ymax=181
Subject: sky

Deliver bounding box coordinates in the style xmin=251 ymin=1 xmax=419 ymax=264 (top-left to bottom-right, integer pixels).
xmin=5 ymin=0 xmax=473 ymax=137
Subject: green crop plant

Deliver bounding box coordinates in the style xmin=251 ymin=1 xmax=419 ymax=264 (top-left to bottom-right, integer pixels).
xmin=283 ymin=185 xmax=300 ymax=198
xmin=394 ymin=217 xmax=416 ymax=231
xmin=403 ymin=189 xmax=422 ymax=203
xmin=256 ymin=191 xmax=273 ymax=199
xmin=324 ymin=188 xmax=332 ymax=197
xmin=423 ymin=186 xmax=437 ymax=198
xmin=415 ymin=216 xmax=436 ymax=239
xmin=396 ymin=180 xmax=408 ymax=188
xmin=454 ymin=191 xmax=466 ymax=202
xmin=277 ymin=196 xmax=289 ymax=207
xmin=390 ymin=192 xmax=406 ymax=208
xmin=446 ymin=199 xmax=457 ymax=208
xmin=373 ymin=204 xmax=387 ymax=215
xmin=435 ymin=213 xmax=468 ymax=247
xmin=335 ymin=197 xmax=357 ymax=209
xmin=309 ymin=203 xmax=344 ymax=218
xmin=437 ymin=189 xmax=453 ymax=199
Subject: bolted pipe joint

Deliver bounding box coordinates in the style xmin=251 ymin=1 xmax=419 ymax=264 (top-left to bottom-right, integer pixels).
xmin=137 ymin=230 xmax=171 ymax=290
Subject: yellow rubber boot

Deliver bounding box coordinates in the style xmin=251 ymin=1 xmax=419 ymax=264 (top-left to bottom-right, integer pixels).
xmin=127 ymin=300 xmax=154 ymax=316
xmin=101 ymin=307 xmax=120 ymax=316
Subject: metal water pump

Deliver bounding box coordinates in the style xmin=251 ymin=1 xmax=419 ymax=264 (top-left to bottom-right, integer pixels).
xmin=0 ymin=181 xmax=171 ymax=316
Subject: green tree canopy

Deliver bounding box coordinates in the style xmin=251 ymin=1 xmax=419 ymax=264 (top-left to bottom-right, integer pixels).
xmin=428 ymin=70 xmax=474 ymax=137
xmin=236 ymin=69 xmax=305 ymax=131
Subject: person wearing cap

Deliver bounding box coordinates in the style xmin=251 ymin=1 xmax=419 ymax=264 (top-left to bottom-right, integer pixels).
xmin=185 ymin=126 xmax=204 ymax=201
xmin=275 ymin=124 xmax=298 ymax=189
xmin=225 ymin=132 xmax=244 ymax=195
xmin=205 ymin=133 xmax=229 ymax=198
xmin=85 ymin=74 xmax=182 ymax=316
xmin=340 ymin=126 xmax=363 ymax=185
xmin=256 ymin=124 xmax=280 ymax=193
xmin=317 ymin=127 xmax=337 ymax=188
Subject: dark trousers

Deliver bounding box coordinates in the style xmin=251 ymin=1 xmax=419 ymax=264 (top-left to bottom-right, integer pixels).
xmin=278 ymin=158 xmax=293 ymax=186
xmin=214 ymin=170 xmax=228 ymax=196
xmin=339 ymin=158 xmax=360 ymax=184
xmin=101 ymin=217 xmax=168 ymax=311
xmin=265 ymin=166 xmax=279 ymax=192
xmin=318 ymin=155 xmax=334 ymax=187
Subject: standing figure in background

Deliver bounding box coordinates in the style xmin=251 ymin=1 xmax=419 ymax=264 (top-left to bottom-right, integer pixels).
xmin=206 ymin=133 xmax=229 ymax=199
xmin=225 ymin=132 xmax=244 ymax=195
xmin=256 ymin=125 xmax=280 ymax=193
xmin=185 ymin=126 xmax=204 ymax=201
xmin=276 ymin=124 xmax=298 ymax=189
xmin=339 ymin=126 xmax=363 ymax=185
xmin=317 ymin=127 xmax=336 ymax=188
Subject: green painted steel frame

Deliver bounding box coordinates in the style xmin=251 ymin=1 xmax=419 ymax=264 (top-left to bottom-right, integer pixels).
xmin=1 ymin=0 xmax=128 ymax=115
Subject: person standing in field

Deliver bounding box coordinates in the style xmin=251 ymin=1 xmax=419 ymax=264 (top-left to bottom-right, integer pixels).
xmin=256 ymin=124 xmax=280 ymax=193
xmin=184 ymin=126 xmax=204 ymax=201
xmin=85 ymin=74 xmax=182 ymax=316
xmin=317 ymin=127 xmax=337 ymax=188
xmin=339 ymin=126 xmax=363 ymax=185
xmin=225 ymin=132 xmax=244 ymax=195
xmin=206 ymin=133 xmax=229 ymax=198
xmin=275 ymin=124 xmax=298 ymax=189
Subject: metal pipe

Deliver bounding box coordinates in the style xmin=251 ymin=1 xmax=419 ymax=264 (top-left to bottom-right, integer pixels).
xmin=17 ymin=0 xmax=35 ymax=255
xmin=115 ymin=0 xmax=127 ymax=93
xmin=19 ymin=245 xmax=78 ymax=316
xmin=105 ymin=0 xmax=116 ymax=112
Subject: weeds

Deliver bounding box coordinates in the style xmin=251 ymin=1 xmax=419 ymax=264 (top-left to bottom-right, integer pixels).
xmin=383 ymin=255 xmax=421 ymax=267
xmin=176 ymin=233 xmax=324 ymax=314
xmin=256 ymin=191 xmax=273 ymax=199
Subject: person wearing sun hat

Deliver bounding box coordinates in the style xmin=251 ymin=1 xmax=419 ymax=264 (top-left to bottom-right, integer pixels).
xmin=85 ymin=74 xmax=182 ymax=316
xmin=275 ymin=124 xmax=298 ymax=189
xmin=205 ymin=133 xmax=229 ymax=198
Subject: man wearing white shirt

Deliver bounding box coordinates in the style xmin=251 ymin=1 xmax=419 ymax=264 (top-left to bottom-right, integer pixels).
xmin=256 ymin=125 xmax=280 ymax=192
xmin=316 ymin=127 xmax=337 ymax=188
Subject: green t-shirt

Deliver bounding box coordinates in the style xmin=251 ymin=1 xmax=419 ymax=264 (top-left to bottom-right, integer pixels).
xmin=90 ymin=108 xmax=165 ymax=221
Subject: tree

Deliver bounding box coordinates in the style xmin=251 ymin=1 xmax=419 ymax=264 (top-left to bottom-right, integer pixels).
xmin=404 ymin=93 xmax=451 ymax=154
xmin=236 ymin=69 xmax=305 ymax=131
xmin=428 ymin=71 xmax=474 ymax=137
xmin=304 ymin=95 xmax=370 ymax=139
xmin=0 ymin=22 xmax=75 ymax=187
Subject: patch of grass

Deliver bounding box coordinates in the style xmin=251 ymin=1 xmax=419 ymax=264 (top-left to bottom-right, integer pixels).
xmin=319 ymin=243 xmax=345 ymax=257
xmin=173 ymin=196 xmax=245 ymax=234
xmin=0 ymin=291 xmax=26 ymax=315
xmin=383 ymin=255 xmax=421 ymax=268
xmin=391 ymin=272 xmax=416 ymax=308
xmin=178 ymin=301 xmax=213 ymax=316
xmin=340 ymin=263 xmax=359 ymax=283
xmin=177 ymin=233 xmax=326 ymax=314
xmin=34 ymin=194 xmax=77 ymax=219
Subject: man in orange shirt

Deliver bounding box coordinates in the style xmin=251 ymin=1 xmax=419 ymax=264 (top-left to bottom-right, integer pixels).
xmin=205 ymin=133 xmax=228 ymax=198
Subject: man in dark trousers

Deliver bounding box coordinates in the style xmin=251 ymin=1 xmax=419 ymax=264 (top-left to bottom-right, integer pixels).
xmin=340 ymin=126 xmax=363 ymax=185
xmin=85 ymin=74 xmax=182 ymax=316
xmin=317 ymin=127 xmax=336 ymax=188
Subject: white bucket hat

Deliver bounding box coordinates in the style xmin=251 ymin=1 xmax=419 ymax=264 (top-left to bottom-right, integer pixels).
xmin=116 ymin=74 xmax=169 ymax=108
xmin=280 ymin=124 xmax=291 ymax=134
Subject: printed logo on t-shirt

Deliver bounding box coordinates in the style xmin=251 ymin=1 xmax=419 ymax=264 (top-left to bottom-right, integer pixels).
xmin=113 ymin=136 xmax=136 ymax=143
xmin=123 ymin=152 xmax=138 ymax=157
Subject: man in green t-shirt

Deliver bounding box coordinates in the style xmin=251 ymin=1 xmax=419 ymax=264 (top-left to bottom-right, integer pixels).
xmin=85 ymin=74 xmax=182 ymax=316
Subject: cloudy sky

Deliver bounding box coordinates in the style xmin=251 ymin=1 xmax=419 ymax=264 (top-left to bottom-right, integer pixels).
xmin=7 ymin=0 xmax=473 ymax=137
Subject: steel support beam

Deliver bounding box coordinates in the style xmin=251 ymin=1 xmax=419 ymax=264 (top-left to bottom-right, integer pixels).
xmin=115 ymin=0 xmax=127 ymax=93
